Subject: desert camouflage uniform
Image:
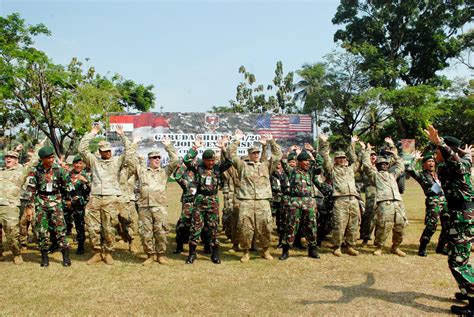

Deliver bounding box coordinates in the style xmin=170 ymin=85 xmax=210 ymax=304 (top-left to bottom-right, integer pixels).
xmin=359 ymin=173 xmax=377 ymax=241
xmin=174 ymin=161 xmax=197 ymax=246
xmin=131 ymin=144 xmax=179 ymax=257
xmin=436 ymin=140 xmax=474 ymax=295
xmin=117 ymin=161 xmax=138 ymax=244
xmin=78 ymin=132 xmax=134 ymax=252
xmin=229 ymin=139 xmax=282 ymax=250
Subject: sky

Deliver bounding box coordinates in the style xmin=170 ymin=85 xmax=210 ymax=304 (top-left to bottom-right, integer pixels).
xmin=1 ymin=0 xmax=471 ymax=113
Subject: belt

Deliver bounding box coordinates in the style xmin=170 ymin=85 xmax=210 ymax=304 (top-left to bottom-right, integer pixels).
xmin=38 ymin=191 xmax=59 ymax=196
xmin=197 ymin=191 xmax=218 ymax=196
xmin=291 ymin=193 xmax=312 ymax=197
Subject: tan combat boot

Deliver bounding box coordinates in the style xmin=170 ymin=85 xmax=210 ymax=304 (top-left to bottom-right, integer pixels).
xmin=103 ymin=252 xmax=114 ymax=265
xmin=373 ymin=247 xmax=383 ymax=256
xmin=261 ymin=248 xmax=273 ymax=260
xmin=86 ymin=251 xmax=103 ymax=265
xmin=391 ymin=247 xmax=406 ymax=257
xmin=346 ymin=247 xmax=359 ymax=256
xmin=156 ymin=254 xmax=168 ymax=264
xmin=129 ymin=242 xmax=138 ymax=254
xmin=142 ymin=255 xmax=155 ymax=266
xmin=228 ymin=243 xmax=240 ymax=254
xmin=240 ymin=249 xmax=250 ymax=263
xmin=333 ymin=248 xmax=342 ymax=257
xmin=13 ymin=254 xmax=24 ymax=265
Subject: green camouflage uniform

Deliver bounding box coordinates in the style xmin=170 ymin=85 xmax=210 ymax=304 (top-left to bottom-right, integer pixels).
xmin=360 ymin=173 xmax=377 ymax=241
xmin=315 ymin=178 xmax=334 ymax=245
xmin=26 ymin=162 xmax=71 ymax=251
xmin=184 ymin=148 xmax=232 ymax=247
xmin=221 ymin=166 xmax=240 ymax=245
xmin=436 ymin=140 xmax=474 ymax=295
xmin=229 ymin=139 xmax=282 ymax=250
xmin=131 ymin=144 xmax=179 ymax=257
xmin=19 ymin=184 xmax=34 ymax=247
xmin=78 ymin=132 xmax=134 ymax=253
xmin=362 ymin=148 xmax=407 ymax=250
xmin=320 ymin=140 xmax=360 ymax=249
xmin=67 ymin=168 xmax=92 ymax=247
xmin=174 ymin=161 xmax=197 ymax=245
xmin=271 ymin=168 xmax=288 ymax=240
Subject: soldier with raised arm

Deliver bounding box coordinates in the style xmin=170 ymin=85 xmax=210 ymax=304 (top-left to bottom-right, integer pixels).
xmin=78 ymin=124 xmax=134 ymax=265
xmin=229 ymin=129 xmax=282 ymax=263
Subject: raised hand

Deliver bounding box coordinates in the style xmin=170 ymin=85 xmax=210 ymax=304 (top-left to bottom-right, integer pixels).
xmin=384 ymin=137 xmax=394 ymax=146
xmin=366 ymin=143 xmax=373 ymax=151
xmin=304 ymin=143 xmax=314 ymax=151
xmin=194 ymin=135 xmax=203 ymax=148
xmin=91 ymin=123 xmax=101 ymax=135
xmin=459 ymin=144 xmax=473 ymax=156
xmin=234 ymin=129 xmax=244 ymax=141
xmin=424 ymin=125 xmax=441 ymax=144
xmin=259 ymin=134 xmax=268 ymax=145
xmin=414 ymin=150 xmax=423 ymax=161
xmin=319 ymin=133 xmax=328 ymax=142
xmin=115 ymin=124 xmax=125 ymax=136
xmin=359 ymin=141 xmax=366 ymax=150
xmin=295 ymin=146 xmax=302 ymax=155
xmin=351 ymin=135 xmax=359 ymax=143
xmin=162 ymin=135 xmax=171 ymax=146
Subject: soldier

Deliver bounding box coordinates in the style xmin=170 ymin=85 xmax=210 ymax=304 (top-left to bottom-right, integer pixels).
xmin=183 ymin=136 xmax=232 ymax=264
xmin=360 ymin=149 xmax=378 ymax=245
xmin=407 ymin=150 xmax=448 ymax=256
xmin=279 ymin=150 xmax=297 ymax=248
xmin=424 ymin=126 xmax=474 ymax=315
xmin=229 ymin=130 xmax=282 ymax=263
xmin=18 ymin=183 xmax=33 ymax=250
xmin=360 ymin=138 xmax=407 ymax=257
xmin=270 ymin=160 xmax=287 ymax=248
xmin=319 ymin=134 xmax=361 ymax=257
xmin=315 ymin=178 xmax=334 ymax=246
xmin=78 ymin=124 xmax=133 ymax=265
xmin=221 ymin=164 xmax=240 ymax=253
xmin=130 ymin=136 xmax=179 ymax=265
xmin=117 ymin=158 xmax=138 ymax=254
xmin=67 ymin=155 xmax=92 ymax=255
xmin=25 ymin=146 xmax=72 ymax=267
xmin=279 ymin=150 xmax=320 ymax=260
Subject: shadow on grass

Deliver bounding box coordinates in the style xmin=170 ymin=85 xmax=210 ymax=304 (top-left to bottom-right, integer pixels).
xmin=299 ymin=273 xmax=452 ymax=314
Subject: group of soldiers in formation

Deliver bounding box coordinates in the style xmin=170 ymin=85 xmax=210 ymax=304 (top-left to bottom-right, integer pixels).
xmin=0 ymin=123 xmax=473 ymax=314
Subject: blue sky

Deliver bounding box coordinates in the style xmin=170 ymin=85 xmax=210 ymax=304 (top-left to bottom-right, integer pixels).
xmin=1 ymin=0 xmax=471 ymax=113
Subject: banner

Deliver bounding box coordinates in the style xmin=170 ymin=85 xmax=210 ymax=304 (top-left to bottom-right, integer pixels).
xmin=400 ymin=139 xmax=416 ymax=165
xmin=106 ymin=112 xmax=313 ymax=164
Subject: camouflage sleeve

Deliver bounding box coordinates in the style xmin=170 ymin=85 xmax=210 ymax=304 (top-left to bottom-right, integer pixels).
xmin=59 ymin=167 xmax=72 ymax=201
xmin=260 ymin=142 xmax=269 ymax=162
xmin=78 ymin=132 xmax=97 ymax=169
xmin=26 ymin=167 xmax=38 ymax=208
xmin=405 ymin=160 xmax=422 ymax=183
xmin=268 ymin=139 xmax=282 ymax=173
xmin=165 ymin=143 xmax=179 ymax=176
xmin=361 ymin=150 xmax=377 ymax=185
xmin=348 ymin=142 xmax=361 ymax=172
xmin=281 ymin=159 xmax=293 ymax=175
xmin=119 ymin=133 xmax=135 ymax=166
xmin=218 ymin=152 xmax=233 ymax=173
xmin=183 ymin=147 xmax=199 ymax=172
xmin=389 ymin=153 xmax=405 ymax=179
xmin=319 ymin=139 xmax=333 ymax=178
xmin=229 ymin=140 xmax=245 ymax=173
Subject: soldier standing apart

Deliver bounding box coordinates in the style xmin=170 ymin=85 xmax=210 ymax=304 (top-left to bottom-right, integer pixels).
xmin=424 ymin=126 xmax=474 ymax=315
xmin=184 ymin=136 xmax=232 ymax=264
xmin=279 ymin=150 xmax=320 ymax=260
xmin=360 ymin=138 xmax=407 ymax=257
xmin=319 ymin=134 xmax=361 ymax=257
xmin=230 ymin=129 xmax=282 ymax=263
xmin=407 ymin=150 xmax=448 ymax=256
xmin=68 ymin=155 xmax=92 ymax=255
xmin=78 ymin=124 xmax=133 ymax=265
xmin=25 ymin=146 xmax=72 ymax=267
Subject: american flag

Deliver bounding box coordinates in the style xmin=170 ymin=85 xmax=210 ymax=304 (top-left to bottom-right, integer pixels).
xmin=256 ymin=114 xmax=312 ymax=139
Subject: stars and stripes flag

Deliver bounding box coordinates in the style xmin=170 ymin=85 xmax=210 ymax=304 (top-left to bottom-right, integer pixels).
xmin=255 ymin=114 xmax=312 ymax=139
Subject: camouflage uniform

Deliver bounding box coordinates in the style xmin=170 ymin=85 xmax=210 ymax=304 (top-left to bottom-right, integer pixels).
xmin=407 ymin=161 xmax=449 ymax=252
xmin=229 ymin=139 xmax=282 ymax=253
xmin=436 ymin=140 xmax=474 ymax=295
xmin=320 ymin=140 xmax=360 ymax=251
xmin=184 ymin=148 xmax=232 ymax=248
xmin=174 ymin=161 xmax=197 ymax=248
xmin=221 ymin=166 xmax=240 ymax=246
xmin=19 ymin=185 xmax=34 ymax=248
xmin=132 ymin=144 xmax=179 ymax=258
xmin=359 ymin=173 xmax=377 ymax=242
xmin=78 ymin=132 xmax=133 ymax=254
xmin=362 ymin=147 xmax=407 ymax=253
xmin=117 ymin=162 xmax=138 ymax=246
xmin=270 ymin=168 xmax=288 ymax=242
xmin=68 ymin=168 xmax=92 ymax=252
xmin=315 ymin=178 xmax=334 ymax=245
xmin=26 ymin=162 xmax=71 ymax=251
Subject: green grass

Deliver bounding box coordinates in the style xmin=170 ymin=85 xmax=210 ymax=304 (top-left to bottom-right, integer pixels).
xmin=0 ymin=179 xmax=462 ymax=315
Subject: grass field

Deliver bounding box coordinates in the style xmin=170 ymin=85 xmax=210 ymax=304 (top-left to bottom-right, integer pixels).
xmin=0 ymin=179 xmax=463 ymax=316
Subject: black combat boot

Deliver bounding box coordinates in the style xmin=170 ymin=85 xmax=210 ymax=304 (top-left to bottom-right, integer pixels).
xmin=277 ymin=235 xmax=283 ymax=249
xmin=436 ymin=239 xmax=448 ymax=255
xmin=418 ymin=238 xmax=429 ymax=257
xmin=62 ymin=248 xmax=72 ymax=267
xmin=455 ymin=292 xmax=470 ymax=301
xmin=203 ymin=242 xmax=212 ymax=254
xmin=293 ymin=233 xmax=306 ymax=250
xmin=308 ymin=245 xmax=320 ymax=259
xmin=185 ymin=244 xmax=197 ymax=264
xmin=279 ymin=244 xmax=290 ymax=260
xmin=451 ymin=297 xmax=474 ymax=316
xmin=48 ymin=243 xmax=59 ymax=254
xmin=174 ymin=242 xmax=184 ymax=254
xmin=76 ymin=241 xmax=85 ymax=255
xmin=40 ymin=250 xmax=49 ymax=267
xmin=211 ymin=245 xmax=221 ymax=264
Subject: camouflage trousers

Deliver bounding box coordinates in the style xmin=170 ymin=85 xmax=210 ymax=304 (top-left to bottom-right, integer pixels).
xmin=447 ymin=204 xmax=474 ymax=295
xmin=0 ymin=206 xmax=21 ymax=255
xmin=374 ymin=200 xmax=407 ymax=248
xmin=34 ymin=197 xmax=69 ymax=251
xmin=222 ymin=197 xmax=240 ymax=245
xmin=271 ymin=195 xmax=285 ymax=237
xmin=138 ymin=206 xmax=169 ymax=255
xmin=332 ymin=196 xmax=359 ymax=248
xmin=420 ymin=196 xmax=449 ymax=244
xmin=316 ymin=197 xmax=332 ymax=244
xmin=189 ymin=195 xmax=219 ymax=246
xmin=360 ymin=196 xmax=376 ymax=240
xmin=19 ymin=199 xmax=34 ymax=246
xmin=238 ymin=199 xmax=272 ymax=250
xmin=222 ymin=193 xmax=233 ymax=239
xmin=85 ymin=195 xmax=120 ymax=252
xmin=116 ymin=200 xmax=136 ymax=243
xmin=175 ymin=201 xmax=193 ymax=244
xmin=283 ymin=197 xmax=317 ymax=247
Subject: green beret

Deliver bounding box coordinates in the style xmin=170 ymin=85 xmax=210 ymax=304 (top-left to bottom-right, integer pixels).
xmin=38 ymin=146 xmax=54 ymax=159
xmin=297 ymin=151 xmax=311 ymax=161
xmin=287 ymin=152 xmax=297 ymax=161
xmin=443 ymin=136 xmax=461 ymax=149
xmin=202 ymin=149 xmax=215 ymax=160
xmin=334 ymin=151 xmax=346 ymax=158
xmin=375 ymin=156 xmax=389 ymax=165
xmin=73 ymin=155 xmax=82 ymax=163
xmin=422 ymin=153 xmax=434 ymax=163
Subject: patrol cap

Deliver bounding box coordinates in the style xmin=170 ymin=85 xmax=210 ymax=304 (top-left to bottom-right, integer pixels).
xmin=375 ymin=156 xmax=389 ymax=165
xmin=98 ymin=141 xmax=112 ymax=152
xmin=247 ymin=145 xmax=261 ymax=154
xmin=73 ymin=155 xmax=83 ymax=163
xmin=297 ymin=151 xmax=311 ymax=161
xmin=5 ymin=151 xmax=19 ymax=158
xmin=148 ymin=151 xmax=161 ymax=159
xmin=334 ymin=151 xmax=346 ymax=158
xmin=369 ymin=150 xmax=377 ymax=156
xmin=202 ymin=149 xmax=215 ymax=160
xmin=38 ymin=146 xmax=54 ymax=159
xmin=287 ymin=152 xmax=297 ymax=161
xmin=443 ymin=136 xmax=461 ymax=149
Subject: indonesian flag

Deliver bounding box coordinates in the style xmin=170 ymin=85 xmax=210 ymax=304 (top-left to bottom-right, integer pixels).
xmin=109 ymin=113 xmax=170 ymax=132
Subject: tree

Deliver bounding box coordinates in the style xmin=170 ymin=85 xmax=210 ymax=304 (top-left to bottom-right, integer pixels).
xmin=332 ymin=1 xmax=473 ymax=88
xmin=113 ymin=76 xmax=155 ymax=112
